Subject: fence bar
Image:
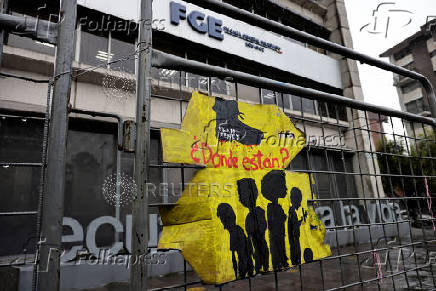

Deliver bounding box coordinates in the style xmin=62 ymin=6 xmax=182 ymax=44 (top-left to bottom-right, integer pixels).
xmin=0 ymin=163 xmax=43 ymax=167
xmin=36 ymin=0 xmax=77 ymax=290
xmin=152 ymin=50 xmax=436 ymax=126
xmin=0 ymin=211 xmax=37 ymax=216
xmin=0 ymin=0 xmax=8 ymax=68
xmin=194 ymin=0 xmax=436 ymax=118
xmin=131 ymin=0 xmax=152 ymax=289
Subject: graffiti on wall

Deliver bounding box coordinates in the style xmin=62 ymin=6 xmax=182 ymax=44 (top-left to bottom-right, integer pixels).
xmin=158 ymin=91 xmax=331 ymax=284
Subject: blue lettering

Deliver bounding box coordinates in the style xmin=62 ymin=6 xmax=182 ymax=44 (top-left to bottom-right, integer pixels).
xmin=207 ymin=16 xmax=224 ymax=40
xmin=170 ymin=2 xmax=186 ymax=25
xmin=188 ymin=11 xmax=207 ymax=33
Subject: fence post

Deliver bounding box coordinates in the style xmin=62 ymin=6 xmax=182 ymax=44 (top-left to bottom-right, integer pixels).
xmin=131 ymin=0 xmax=152 ymax=289
xmin=37 ymin=0 xmax=77 ymax=290
xmin=0 ymin=0 xmax=9 ymax=68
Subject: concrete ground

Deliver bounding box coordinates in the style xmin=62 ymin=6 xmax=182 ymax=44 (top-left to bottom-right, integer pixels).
xmin=76 ymin=228 xmax=436 ymax=291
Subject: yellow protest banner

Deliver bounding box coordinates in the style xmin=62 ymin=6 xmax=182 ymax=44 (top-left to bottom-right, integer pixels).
xmin=159 ymin=91 xmax=330 ymax=284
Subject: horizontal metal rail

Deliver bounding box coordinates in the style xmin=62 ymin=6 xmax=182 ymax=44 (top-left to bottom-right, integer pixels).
xmin=0 ymin=211 xmax=37 ymax=216
xmin=0 ymin=13 xmax=57 ymax=44
xmin=152 ymin=50 xmax=436 ymax=126
xmin=194 ymin=0 xmax=436 ymax=118
xmin=0 ymin=211 xmax=38 ymax=216
xmin=0 ymin=162 xmax=43 ymax=167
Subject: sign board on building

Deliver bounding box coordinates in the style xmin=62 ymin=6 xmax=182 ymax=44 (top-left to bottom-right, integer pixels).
xmin=77 ymin=0 xmax=343 ymax=89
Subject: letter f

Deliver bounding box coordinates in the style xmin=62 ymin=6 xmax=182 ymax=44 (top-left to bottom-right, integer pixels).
xmin=170 ymin=2 xmax=186 ymax=25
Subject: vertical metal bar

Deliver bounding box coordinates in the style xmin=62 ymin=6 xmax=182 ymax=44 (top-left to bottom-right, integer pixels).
xmin=32 ymin=82 xmax=53 ymax=291
xmin=0 ymin=0 xmax=9 ymax=68
xmin=37 ymin=0 xmax=77 ymax=290
xmin=131 ymin=0 xmax=152 ymax=289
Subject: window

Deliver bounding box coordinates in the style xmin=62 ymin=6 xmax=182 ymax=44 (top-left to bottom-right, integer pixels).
xmin=400 ymin=81 xmax=420 ymax=94
xmin=79 ymin=31 xmax=109 ymax=67
xmin=289 ymin=149 xmax=357 ymax=224
xmin=187 ymin=73 xmax=209 ymax=92
xmin=0 ymin=116 xmax=42 ymax=256
xmin=0 ymin=116 xmax=164 ymax=256
xmin=7 ymin=34 xmax=55 ymax=56
xmin=154 ymin=69 xmax=181 ymax=86
xmin=291 ymin=95 xmax=316 ymax=115
xmin=393 ymin=50 xmax=411 ymax=61
xmin=110 ymin=37 xmax=135 ymax=74
xmin=211 ymin=78 xmax=228 ymax=95
xmin=237 ymin=84 xmax=260 ymax=103
xmin=261 ymin=89 xmax=277 ymax=105
xmin=405 ymin=98 xmax=429 ymax=114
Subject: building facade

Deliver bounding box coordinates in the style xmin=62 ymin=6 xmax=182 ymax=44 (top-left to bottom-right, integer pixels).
xmin=0 ymin=0 xmax=390 ymax=289
xmin=380 ymin=19 xmax=436 ymax=136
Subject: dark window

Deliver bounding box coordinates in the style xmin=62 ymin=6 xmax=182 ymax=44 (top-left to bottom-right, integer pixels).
xmin=187 ymin=73 xmax=209 ymax=92
xmin=211 ymin=78 xmax=228 ymax=95
xmin=7 ymin=34 xmax=55 ymax=56
xmin=291 ymin=95 xmax=316 ymax=114
xmin=110 ymin=38 xmax=135 ymax=74
xmin=400 ymin=81 xmax=420 ymax=94
xmin=289 ymin=149 xmax=357 ymax=224
xmin=0 ymin=117 xmax=42 ymax=256
xmin=405 ymin=98 xmax=428 ymax=114
xmin=0 ymin=116 xmax=162 ymax=256
xmin=154 ymin=69 xmax=181 ymax=86
xmin=393 ymin=50 xmax=411 ymax=61
xmin=261 ymin=89 xmax=277 ymax=105
xmin=79 ymin=31 xmax=109 ymax=67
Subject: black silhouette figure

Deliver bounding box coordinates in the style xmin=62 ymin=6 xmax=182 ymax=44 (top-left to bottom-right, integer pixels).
xmin=237 ymin=178 xmax=270 ymax=273
xmin=288 ymin=187 xmax=307 ymax=266
xmin=261 ymin=170 xmax=289 ymax=270
xmin=303 ymin=248 xmax=314 ymax=263
xmin=212 ymin=98 xmax=264 ymax=145
xmin=217 ymin=203 xmax=254 ymax=279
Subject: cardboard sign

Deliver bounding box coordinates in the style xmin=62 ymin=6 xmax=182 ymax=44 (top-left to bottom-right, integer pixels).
xmin=159 ymin=92 xmax=330 ymax=284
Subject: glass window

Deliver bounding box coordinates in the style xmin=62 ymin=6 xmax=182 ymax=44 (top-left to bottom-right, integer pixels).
xmin=0 ymin=117 xmax=42 ymax=256
xmin=79 ymin=31 xmax=109 ymax=67
xmin=211 ymin=78 xmax=228 ymax=95
xmin=237 ymin=84 xmax=260 ymax=103
xmin=401 ymin=81 xmax=420 ymax=94
xmin=406 ymin=99 xmax=418 ymax=114
xmin=187 ymin=73 xmax=208 ymax=92
xmin=261 ymin=89 xmax=277 ymax=105
xmin=159 ymin=69 xmax=181 ymax=86
xmin=282 ymin=94 xmax=292 ymax=110
xmin=110 ymin=38 xmax=135 ymax=74
xmin=405 ymin=98 xmax=428 ymax=114
xmin=292 ymin=96 xmax=316 ymax=114
xmin=289 ymin=150 xmax=357 ymax=224
xmin=7 ymin=34 xmax=55 ymax=56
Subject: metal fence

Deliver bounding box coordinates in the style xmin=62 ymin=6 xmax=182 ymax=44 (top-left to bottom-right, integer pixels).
xmin=0 ymin=0 xmax=436 ymax=290
xmin=142 ymin=1 xmax=436 ymax=290
xmin=142 ymin=66 xmax=436 ymax=291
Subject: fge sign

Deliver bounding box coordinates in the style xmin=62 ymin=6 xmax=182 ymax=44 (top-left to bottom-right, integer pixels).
xmin=153 ymin=0 xmax=342 ymax=88
xmin=170 ymin=1 xmax=224 ymax=40
xmin=169 ymin=1 xmax=282 ymax=54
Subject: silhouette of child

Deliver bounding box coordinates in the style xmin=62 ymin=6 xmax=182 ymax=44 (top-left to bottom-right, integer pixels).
xmin=261 ymin=170 xmax=289 ymax=270
xmin=288 ymin=187 xmax=307 ymax=266
xmin=237 ymin=178 xmax=269 ymax=273
xmin=217 ymin=203 xmax=254 ymax=279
